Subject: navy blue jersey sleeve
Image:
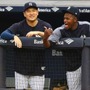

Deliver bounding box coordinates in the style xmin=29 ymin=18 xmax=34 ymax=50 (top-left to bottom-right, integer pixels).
xmin=1 ymin=29 xmax=14 ymax=40
xmin=8 ymin=23 xmax=19 ymax=34
xmin=1 ymin=23 xmax=19 ymax=40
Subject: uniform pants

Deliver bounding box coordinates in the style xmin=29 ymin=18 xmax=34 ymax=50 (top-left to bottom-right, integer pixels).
xmin=15 ymin=72 xmax=45 ymax=90
xmin=66 ymin=67 xmax=81 ymax=90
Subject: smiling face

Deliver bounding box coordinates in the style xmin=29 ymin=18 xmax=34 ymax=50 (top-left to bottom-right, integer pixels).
xmin=23 ymin=8 xmax=39 ymax=22
xmin=64 ymin=13 xmax=78 ymax=30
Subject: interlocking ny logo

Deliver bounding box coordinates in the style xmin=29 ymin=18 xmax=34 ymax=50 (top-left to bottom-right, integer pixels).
xmin=29 ymin=3 xmax=33 ymax=6
xmin=64 ymin=38 xmax=74 ymax=44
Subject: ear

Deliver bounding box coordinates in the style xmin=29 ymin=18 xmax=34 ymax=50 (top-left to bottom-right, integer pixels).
xmin=74 ymin=16 xmax=78 ymax=23
xmin=37 ymin=10 xmax=39 ymax=16
xmin=23 ymin=12 xmax=26 ymax=17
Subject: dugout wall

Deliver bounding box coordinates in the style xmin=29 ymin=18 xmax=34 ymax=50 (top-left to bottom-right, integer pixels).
xmin=0 ymin=37 xmax=83 ymax=89
xmin=0 ymin=37 xmax=90 ymax=90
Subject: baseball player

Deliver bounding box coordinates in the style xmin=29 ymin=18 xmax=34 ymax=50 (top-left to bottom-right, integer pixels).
xmin=1 ymin=2 xmax=52 ymax=90
xmin=43 ymin=6 xmax=90 ymax=90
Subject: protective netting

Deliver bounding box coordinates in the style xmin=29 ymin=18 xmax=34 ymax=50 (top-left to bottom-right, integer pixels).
xmin=5 ymin=47 xmax=81 ymax=89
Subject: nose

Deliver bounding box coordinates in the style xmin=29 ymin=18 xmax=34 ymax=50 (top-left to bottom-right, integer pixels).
xmin=64 ymin=18 xmax=66 ymax=23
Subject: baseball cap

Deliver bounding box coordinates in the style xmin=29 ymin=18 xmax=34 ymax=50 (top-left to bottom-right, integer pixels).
xmin=23 ymin=2 xmax=38 ymax=11
xmin=62 ymin=6 xmax=80 ymax=18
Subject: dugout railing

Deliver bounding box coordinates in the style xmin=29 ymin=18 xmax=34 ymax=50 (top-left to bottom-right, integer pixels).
xmin=0 ymin=37 xmax=89 ymax=90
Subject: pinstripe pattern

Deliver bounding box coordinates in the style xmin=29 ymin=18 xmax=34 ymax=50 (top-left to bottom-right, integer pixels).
xmin=66 ymin=67 xmax=81 ymax=90
xmin=15 ymin=72 xmax=45 ymax=90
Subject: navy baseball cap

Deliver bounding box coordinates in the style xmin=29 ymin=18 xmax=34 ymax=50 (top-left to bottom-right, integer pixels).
xmin=62 ymin=6 xmax=80 ymax=18
xmin=23 ymin=2 xmax=38 ymax=11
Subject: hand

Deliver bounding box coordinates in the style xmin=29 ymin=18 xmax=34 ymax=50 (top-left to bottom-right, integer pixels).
xmin=26 ymin=31 xmax=39 ymax=37
xmin=44 ymin=26 xmax=53 ymax=40
xmin=43 ymin=27 xmax=53 ymax=48
xmin=14 ymin=36 xmax=22 ymax=48
xmin=26 ymin=31 xmax=44 ymax=38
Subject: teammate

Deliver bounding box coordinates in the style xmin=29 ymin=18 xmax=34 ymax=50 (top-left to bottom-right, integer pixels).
xmin=43 ymin=6 xmax=90 ymax=90
xmin=1 ymin=2 xmax=52 ymax=90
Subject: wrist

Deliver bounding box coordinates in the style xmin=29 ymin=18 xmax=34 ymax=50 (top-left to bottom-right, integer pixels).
xmin=43 ymin=38 xmax=47 ymax=41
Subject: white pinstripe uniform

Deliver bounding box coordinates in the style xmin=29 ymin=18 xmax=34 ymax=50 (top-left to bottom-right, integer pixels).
xmin=15 ymin=72 xmax=45 ymax=90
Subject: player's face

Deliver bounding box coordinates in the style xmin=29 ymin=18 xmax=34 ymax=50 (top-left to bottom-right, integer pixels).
xmin=64 ymin=13 xmax=77 ymax=30
xmin=23 ymin=8 xmax=39 ymax=22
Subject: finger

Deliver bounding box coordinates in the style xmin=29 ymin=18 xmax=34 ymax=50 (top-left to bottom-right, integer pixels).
xmin=17 ymin=43 xmax=22 ymax=48
xmin=44 ymin=26 xmax=53 ymax=32
xmin=44 ymin=26 xmax=48 ymax=30
xmin=48 ymin=28 xmax=53 ymax=31
xmin=17 ymin=45 xmax=22 ymax=48
xmin=26 ymin=34 xmax=30 ymax=37
xmin=15 ymin=42 xmax=17 ymax=46
xmin=26 ymin=34 xmax=28 ymax=37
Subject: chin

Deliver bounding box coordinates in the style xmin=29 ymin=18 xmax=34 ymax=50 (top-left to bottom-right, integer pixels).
xmin=65 ymin=27 xmax=69 ymax=30
xmin=29 ymin=19 xmax=36 ymax=22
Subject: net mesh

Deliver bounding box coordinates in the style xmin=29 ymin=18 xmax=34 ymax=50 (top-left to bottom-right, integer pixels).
xmin=4 ymin=47 xmax=81 ymax=89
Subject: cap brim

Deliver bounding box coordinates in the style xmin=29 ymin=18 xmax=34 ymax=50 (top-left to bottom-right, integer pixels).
xmin=62 ymin=10 xmax=72 ymax=15
xmin=24 ymin=6 xmax=38 ymax=12
xmin=62 ymin=10 xmax=78 ymax=18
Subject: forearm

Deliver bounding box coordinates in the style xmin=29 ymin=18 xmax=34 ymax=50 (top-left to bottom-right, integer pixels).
xmin=38 ymin=31 xmax=44 ymax=37
xmin=1 ymin=30 xmax=14 ymax=40
xmin=43 ymin=38 xmax=51 ymax=48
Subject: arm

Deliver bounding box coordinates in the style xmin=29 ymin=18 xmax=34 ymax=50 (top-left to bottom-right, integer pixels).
xmin=26 ymin=31 xmax=44 ymax=38
xmin=38 ymin=31 xmax=44 ymax=37
xmin=1 ymin=29 xmax=22 ymax=48
xmin=26 ymin=20 xmax=52 ymax=38
xmin=1 ymin=29 xmax=14 ymax=40
xmin=1 ymin=23 xmax=19 ymax=40
xmin=43 ymin=27 xmax=62 ymax=48
xmin=43 ymin=27 xmax=53 ymax=48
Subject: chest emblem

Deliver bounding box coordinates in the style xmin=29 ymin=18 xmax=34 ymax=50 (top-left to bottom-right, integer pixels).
xmin=64 ymin=38 xmax=74 ymax=44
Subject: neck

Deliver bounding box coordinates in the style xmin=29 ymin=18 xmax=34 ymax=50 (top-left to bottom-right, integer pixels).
xmin=72 ymin=22 xmax=78 ymax=30
xmin=26 ymin=19 xmax=38 ymax=27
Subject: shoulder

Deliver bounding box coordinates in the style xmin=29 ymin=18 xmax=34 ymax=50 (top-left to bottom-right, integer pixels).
xmin=38 ymin=18 xmax=52 ymax=27
xmin=54 ymin=24 xmax=65 ymax=31
xmin=10 ymin=20 xmax=25 ymax=27
xmin=79 ymin=21 xmax=90 ymax=25
xmin=78 ymin=21 xmax=90 ymax=30
xmin=51 ymin=25 xmax=65 ymax=35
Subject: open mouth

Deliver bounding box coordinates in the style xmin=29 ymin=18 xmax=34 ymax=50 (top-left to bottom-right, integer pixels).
xmin=65 ymin=24 xmax=69 ymax=29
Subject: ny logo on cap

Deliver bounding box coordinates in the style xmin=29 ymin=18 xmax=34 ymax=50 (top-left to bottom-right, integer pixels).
xmin=29 ymin=3 xmax=33 ymax=6
xmin=67 ymin=6 xmax=71 ymax=10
